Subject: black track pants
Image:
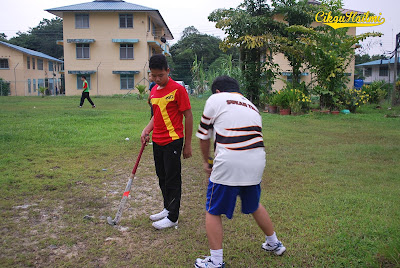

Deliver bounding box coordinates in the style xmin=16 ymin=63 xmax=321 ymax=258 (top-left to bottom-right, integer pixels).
xmin=152 ymin=138 xmax=183 ymax=222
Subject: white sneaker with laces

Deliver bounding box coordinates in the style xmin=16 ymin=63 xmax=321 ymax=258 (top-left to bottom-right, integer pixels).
xmin=152 ymin=217 xmax=178 ymax=230
xmin=195 ymin=256 xmax=225 ymax=268
xmin=149 ymin=208 xmax=169 ymax=221
xmin=262 ymin=240 xmax=286 ymax=256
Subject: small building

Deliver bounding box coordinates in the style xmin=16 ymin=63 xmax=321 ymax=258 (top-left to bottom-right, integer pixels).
xmin=0 ymin=41 xmax=63 ymax=96
xmin=46 ymin=0 xmax=173 ymax=96
xmin=355 ymin=58 xmax=400 ymax=84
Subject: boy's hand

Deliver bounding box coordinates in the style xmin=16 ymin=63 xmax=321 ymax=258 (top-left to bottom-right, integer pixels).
xmin=141 ymin=131 xmax=150 ymax=145
xmin=183 ymin=144 xmax=192 ymax=159
xmin=203 ymin=162 xmax=212 ymax=176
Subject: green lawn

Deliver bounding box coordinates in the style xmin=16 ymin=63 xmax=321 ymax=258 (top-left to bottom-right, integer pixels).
xmin=0 ymin=96 xmax=399 ymax=267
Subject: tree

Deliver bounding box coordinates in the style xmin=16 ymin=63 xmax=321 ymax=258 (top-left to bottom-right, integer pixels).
xmin=170 ymin=27 xmax=231 ymax=86
xmin=181 ymin=26 xmax=200 ymax=39
xmin=0 ymin=33 xmax=7 ymax=41
xmin=209 ymin=0 xmax=281 ymax=106
xmin=9 ymin=18 xmax=63 ymax=59
xmin=355 ymin=54 xmax=388 ymax=65
xmin=271 ymin=0 xmax=318 ymax=89
xmin=288 ymin=0 xmax=381 ymax=109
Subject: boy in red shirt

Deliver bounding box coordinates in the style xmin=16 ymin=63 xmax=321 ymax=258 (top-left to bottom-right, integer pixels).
xmin=141 ymin=54 xmax=193 ymax=229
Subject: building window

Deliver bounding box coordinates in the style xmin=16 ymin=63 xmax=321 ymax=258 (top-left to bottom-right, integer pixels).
xmin=364 ymin=67 xmax=372 ymax=77
xmin=120 ymin=14 xmax=133 ymax=28
xmin=28 ymin=79 xmax=31 ymax=93
xmin=0 ymin=59 xmax=9 ymax=69
xmin=148 ymin=46 xmax=156 ymax=60
xmin=76 ymin=75 xmax=91 ymax=90
xmin=152 ymin=22 xmax=156 ymax=36
xmin=76 ymin=44 xmax=90 ymax=59
xmin=49 ymin=61 xmax=53 ymax=71
xmin=32 ymin=58 xmax=35 ymax=69
xmin=38 ymin=79 xmax=44 ymax=88
xmin=379 ymin=66 xmax=388 ymax=77
xmin=75 ymin=14 xmax=89 ymax=29
xmin=37 ymin=59 xmax=44 ymax=70
xmin=120 ymin=74 xmax=134 ymax=90
xmin=27 ymin=57 xmax=30 ymax=69
xmin=120 ymin=44 xmax=134 ymax=59
xmin=148 ymin=16 xmax=151 ymax=32
xmin=33 ymin=79 xmax=36 ymax=92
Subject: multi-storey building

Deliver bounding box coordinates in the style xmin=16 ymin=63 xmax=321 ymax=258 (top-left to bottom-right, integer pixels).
xmin=46 ymin=0 xmax=172 ymax=96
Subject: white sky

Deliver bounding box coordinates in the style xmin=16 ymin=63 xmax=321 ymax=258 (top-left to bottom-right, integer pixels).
xmin=1 ymin=0 xmax=399 ymax=56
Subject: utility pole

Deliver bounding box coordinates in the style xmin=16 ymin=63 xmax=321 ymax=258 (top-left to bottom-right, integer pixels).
xmin=391 ymin=33 xmax=400 ymax=106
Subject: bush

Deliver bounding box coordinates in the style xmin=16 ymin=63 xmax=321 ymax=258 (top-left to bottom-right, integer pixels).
xmin=135 ymin=84 xmax=147 ymax=100
xmin=339 ymin=88 xmax=370 ymax=112
xmin=362 ymin=81 xmax=389 ymax=104
xmin=38 ymin=86 xmax=47 ymax=97
xmin=0 ymin=78 xmax=10 ymax=96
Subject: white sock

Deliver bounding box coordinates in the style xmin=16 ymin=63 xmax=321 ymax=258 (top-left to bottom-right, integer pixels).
xmin=210 ymin=249 xmax=223 ymax=264
xmin=266 ymin=232 xmax=278 ymax=245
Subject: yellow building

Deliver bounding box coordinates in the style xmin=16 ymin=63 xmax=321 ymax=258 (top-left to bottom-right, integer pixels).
xmin=0 ymin=41 xmax=63 ymax=96
xmin=46 ymin=0 xmax=172 ymax=96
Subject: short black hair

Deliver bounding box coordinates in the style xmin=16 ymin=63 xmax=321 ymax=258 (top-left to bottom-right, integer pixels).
xmin=81 ymin=75 xmax=86 ymax=79
xmin=149 ymin=54 xmax=169 ymax=71
xmin=211 ymin=75 xmax=241 ymax=94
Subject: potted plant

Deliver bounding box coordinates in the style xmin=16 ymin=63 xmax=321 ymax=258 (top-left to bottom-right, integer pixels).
xmin=267 ymin=92 xmax=278 ymax=114
xmin=275 ymin=89 xmax=290 ymax=115
xmin=285 ymin=88 xmax=312 ymax=115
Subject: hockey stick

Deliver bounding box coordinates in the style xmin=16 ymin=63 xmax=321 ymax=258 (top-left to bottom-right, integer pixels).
xmin=107 ymin=142 xmax=146 ymax=225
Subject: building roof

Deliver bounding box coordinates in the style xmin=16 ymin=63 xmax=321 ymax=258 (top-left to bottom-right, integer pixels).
xmin=0 ymin=41 xmax=63 ymax=63
xmin=46 ymin=0 xmax=173 ymax=40
xmin=356 ymin=58 xmax=400 ymax=67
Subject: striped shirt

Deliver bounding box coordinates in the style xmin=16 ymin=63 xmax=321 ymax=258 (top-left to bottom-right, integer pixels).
xmin=196 ymin=92 xmax=265 ymax=186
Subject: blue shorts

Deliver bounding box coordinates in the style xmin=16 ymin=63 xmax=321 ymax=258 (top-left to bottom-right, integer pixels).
xmin=206 ymin=179 xmax=261 ymax=219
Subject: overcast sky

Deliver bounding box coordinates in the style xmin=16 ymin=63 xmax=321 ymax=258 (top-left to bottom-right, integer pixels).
xmin=1 ymin=0 xmax=399 ymax=56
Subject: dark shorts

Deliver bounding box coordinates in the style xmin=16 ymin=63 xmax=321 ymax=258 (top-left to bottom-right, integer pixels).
xmin=206 ymin=179 xmax=261 ymax=219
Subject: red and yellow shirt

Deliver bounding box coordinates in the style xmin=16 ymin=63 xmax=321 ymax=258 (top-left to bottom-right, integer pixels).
xmin=150 ymin=78 xmax=191 ymax=146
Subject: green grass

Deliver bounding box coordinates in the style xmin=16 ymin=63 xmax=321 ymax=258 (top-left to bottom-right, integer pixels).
xmin=0 ymin=96 xmax=399 ymax=267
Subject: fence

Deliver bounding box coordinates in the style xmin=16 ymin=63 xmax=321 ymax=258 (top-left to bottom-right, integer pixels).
xmin=0 ymin=79 xmax=64 ymax=96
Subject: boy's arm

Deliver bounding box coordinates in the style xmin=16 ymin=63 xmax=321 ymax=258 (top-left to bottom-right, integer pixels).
xmin=199 ymin=139 xmax=212 ymax=176
xmin=182 ymin=109 xmax=193 ymax=159
xmin=141 ymin=117 xmax=154 ymax=145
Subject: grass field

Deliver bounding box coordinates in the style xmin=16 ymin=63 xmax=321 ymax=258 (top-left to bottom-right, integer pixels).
xmin=0 ymin=96 xmax=399 ymax=267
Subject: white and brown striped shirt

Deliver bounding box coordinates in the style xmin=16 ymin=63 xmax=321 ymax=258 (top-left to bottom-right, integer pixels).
xmin=196 ymin=92 xmax=266 ymax=186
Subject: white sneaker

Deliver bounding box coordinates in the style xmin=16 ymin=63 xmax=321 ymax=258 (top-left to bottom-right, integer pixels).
xmin=195 ymin=256 xmax=225 ymax=268
xmin=152 ymin=217 xmax=178 ymax=230
xmin=262 ymin=240 xmax=286 ymax=256
xmin=149 ymin=208 xmax=169 ymax=221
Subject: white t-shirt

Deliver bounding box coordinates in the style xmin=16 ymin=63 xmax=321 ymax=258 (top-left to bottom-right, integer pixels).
xmin=196 ymin=92 xmax=266 ymax=186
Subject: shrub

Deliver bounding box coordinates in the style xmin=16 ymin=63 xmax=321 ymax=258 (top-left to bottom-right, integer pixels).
xmin=135 ymin=84 xmax=147 ymax=100
xmin=362 ymin=81 xmax=388 ymax=104
xmin=274 ymin=88 xmax=311 ymax=112
xmin=339 ymin=88 xmax=370 ymax=112
xmin=0 ymin=78 xmax=10 ymax=96
xmin=38 ymin=86 xmax=47 ymax=97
